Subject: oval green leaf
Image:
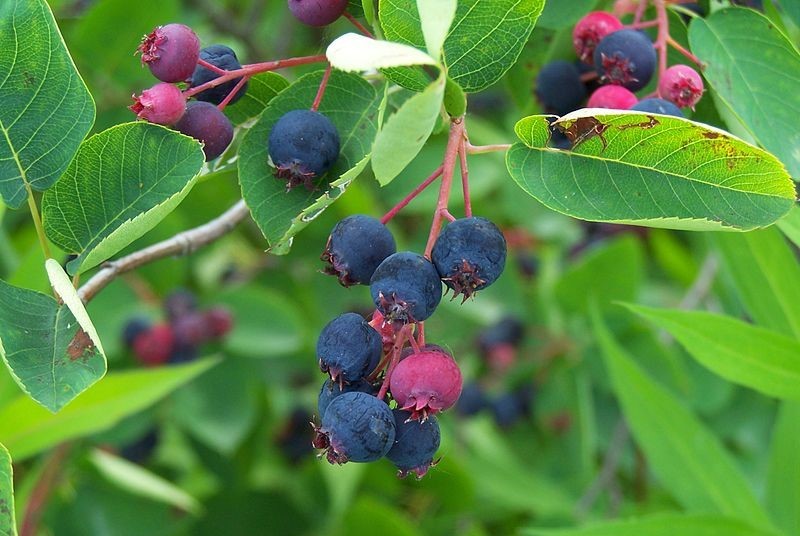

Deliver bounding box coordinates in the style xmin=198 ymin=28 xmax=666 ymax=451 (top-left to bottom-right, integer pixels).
xmin=225 ymin=72 xmax=289 ymax=125
xmin=0 ymin=443 xmax=16 ymax=536
xmin=238 ymin=70 xmax=382 ymax=253
xmin=689 ymin=8 xmax=800 ymax=177
xmin=506 ymin=111 xmax=796 ymax=231
xmin=0 ymin=0 xmax=95 ymax=209
xmin=41 ymin=123 xmax=204 ymax=275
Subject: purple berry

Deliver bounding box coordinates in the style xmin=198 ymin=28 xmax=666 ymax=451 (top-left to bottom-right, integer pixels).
xmin=163 ymin=289 xmax=197 ymax=320
xmin=129 ymin=83 xmax=186 ymax=125
xmin=321 ymin=215 xmax=397 ymax=286
xmin=190 ymin=45 xmax=249 ymax=105
xmin=370 ymin=252 xmax=443 ymax=324
xmin=314 ymin=391 xmax=395 ymax=464
xmin=573 ymin=11 xmax=624 ymax=64
xmin=587 ymin=85 xmax=638 ymax=109
xmin=658 ymin=64 xmax=704 ymax=109
xmin=205 ymin=307 xmax=233 ymax=338
xmin=317 ymin=313 xmax=383 ymax=384
xmin=174 ymin=101 xmax=234 ymax=161
xmin=172 ymin=312 xmax=209 ymax=350
xmin=268 ymin=110 xmax=341 ymax=191
xmin=138 ymin=23 xmax=200 ymax=83
xmin=594 ymin=30 xmax=656 ymax=91
xmin=389 ymin=348 xmax=463 ymax=421
xmin=431 ymin=217 xmax=507 ymax=301
xmin=535 ymin=61 xmax=586 ymax=116
xmin=132 ymin=324 xmax=175 ymax=366
xmin=386 ymin=409 xmax=441 ymax=479
xmin=288 ymin=0 xmax=349 ymax=27
xmin=123 ymin=317 xmax=151 ymax=348
xmin=318 ymin=378 xmax=376 ymax=417
xmin=631 ymin=97 xmax=684 ymax=117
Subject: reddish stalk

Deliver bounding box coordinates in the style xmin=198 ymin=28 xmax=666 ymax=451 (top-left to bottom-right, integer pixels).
xmin=343 ymin=12 xmax=375 ymax=38
xmin=458 ymin=140 xmax=472 ymax=218
xmin=377 ymin=324 xmax=412 ymax=399
xmin=311 ymin=64 xmax=333 ymax=112
xmin=196 ymin=58 xmax=228 ymax=75
xmin=20 ymin=444 xmax=71 ymax=536
xmin=380 ymin=165 xmax=444 ymax=224
xmin=441 ymin=209 xmax=457 ymax=222
xmin=634 ymin=0 xmax=649 ymax=23
xmin=625 ymin=19 xmax=659 ymax=29
xmin=667 ymin=35 xmax=703 ymax=67
xmin=416 ymin=322 xmax=426 ymax=347
xmin=183 ymin=54 xmax=327 ymax=99
xmin=216 ymin=74 xmax=251 ymax=111
xmin=654 ymin=0 xmax=669 ymax=77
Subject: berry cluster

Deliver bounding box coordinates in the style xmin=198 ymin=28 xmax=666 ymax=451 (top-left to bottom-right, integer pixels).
xmin=123 ymin=289 xmax=233 ymax=366
xmin=311 ymin=213 xmax=507 ymax=477
xmin=535 ymin=4 xmax=706 ymax=134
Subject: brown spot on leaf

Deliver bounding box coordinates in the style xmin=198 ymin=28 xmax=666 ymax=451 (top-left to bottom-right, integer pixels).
xmin=557 ymin=117 xmax=609 ymax=150
xmin=619 ymin=115 xmax=660 ymax=130
xmin=67 ymin=328 xmax=95 ymax=361
xmin=703 ymin=131 xmax=721 ymax=139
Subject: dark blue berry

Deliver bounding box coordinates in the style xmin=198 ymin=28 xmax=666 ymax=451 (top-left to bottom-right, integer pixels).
xmin=191 ymin=45 xmax=248 ymax=105
xmin=268 ymin=109 xmax=341 ymax=191
xmin=432 ymin=217 xmax=507 ymax=301
xmin=386 ymin=409 xmax=440 ymax=479
xmin=477 ymin=316 xmax=524 ymax=354
xmin=174 ymin=101 xmax=234 ymax=161
xmin=593 ymin=30 xmax=656 ymax=91
xmin=120 ymin=428 xmax=160 ymax=463
xmin=370 ymin=252 xmax=442 ymax=324
xmin=631 ymin=98 xmax=684 ymax=117
xmin=456 ymin=382 xmax=487 ymax=417
xmin=123 ymin=317 xmax=151 ymax=348
xmin=317 ymin=313 xmax=383 ymax=384
xmin=315 ymin=391 xmax=395 ymax=464
xmin=318 ymin=377 xmax=376 ymax=417
xmin=321 ymin=215 xmax=396 ymax=286
xmin=535 ymin=60 xmax=587 ymax=116
xmin=491 ymin=386 xmax=535 ymax=428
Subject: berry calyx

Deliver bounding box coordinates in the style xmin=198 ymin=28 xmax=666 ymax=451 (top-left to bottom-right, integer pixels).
xmin=190 ymin=45 xmax=249 ymax=105
xmin=389 ymin=348 xmax=463 ymax=421
xmin=317 ymin=312 xmax=383 ymax=384
xmin=129 ymin=83 xmax=186 ymax=125
xmin=173 ymin=101 xmax=234 ymax=161
xmin=535 ymin=61 xmax=587 ymax=116
xmin=658 ymin=64 xmax=704 ymax=109
xmin=370 ymin=252 xmax=443 ymax=325
xmin=288 ymin=0 xmax=349 ymax=27
xmin=573 ymin=11 xmax=624 ymax=64
xmin=594 ymin=30 xmax=656 ymax=91
xmin=321 ymin=215 xmax=397 ymax=286
xmin=137 ymin=24 xmax=200 ymax=83
xmin=587 ymin=85 xmax=638 ymax=110
xmin=268 ymin=110 xmax=341 ymax=191
xmin=386 ymin=409 xmax=441 ymax=479
xmin=631 ymin=98 xmax=684 ymax=117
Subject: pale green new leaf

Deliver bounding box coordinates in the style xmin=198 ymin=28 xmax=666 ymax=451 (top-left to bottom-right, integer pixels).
xmin=42 ymin=123 xmax=204 ymax=275
xmin=417 ymin=0 xmax=456 ymax=59
xmin=0 ymin=444 xmax=16 ymax=536
xmin=592 ymin=308 xmax=772 ymax=526
xmin=327 ymin=33 xmax=436 ymax=72
xmin=506 ymin=112 xmax=796 ymax=231
xmin=766 ymin=401 xmax=800 ymax=536
xmin=523 ymin=513 xmax=778 ymax=536
xmin=0 ymin=0 xmax=95 ymax=209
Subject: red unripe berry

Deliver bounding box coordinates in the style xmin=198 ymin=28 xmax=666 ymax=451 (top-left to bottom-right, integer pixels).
xmin=587 ymin=85 xmax=638 ymax=110
xmin=205 ymin=307 xmax=234 ymax=338
xmin=132 ymin=324 xmax=175 ymax=366
xmin=138 ymin=23 xmax=200 ymax=83
xmin=130 ymin=83 xmax=186 ymax=125
xmin=573 ymin=11 xmax=623 ymax=64
xmin=389 ymin=349 xmax=463 ymax=421
xmin=658 ymin=64 xmax=704 ymax=109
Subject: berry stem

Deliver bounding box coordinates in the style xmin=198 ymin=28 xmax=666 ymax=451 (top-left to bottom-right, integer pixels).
xmin=310 ymin=64 xmax=333 ymax=112
xmin=458 ymin=140 xmax=472 ymax=218
xmin=654 ymin=0 xmax=669 ymax=78
xmin=423 ymin=118 xmax=465 ymax=258
xmin=217 ymin=74 xmax=251 ymax=111
xmin=376 ymin=324 xmax=413 ymax=400
xmin=666 ymin=34 xmax=703 ymax=67
xmin=634 ymin=0 xmax=648 ymax=24
xmin=343 ymin=12 xmax=375 ymax=39
xmin=441 ymin=209 xmax=457 ymax=222
xmin=464 ymin=141 xmax=511 ymax=154
xmin=196 ymin=58 xmax=228 ymax=76
xmin=416 ymin=322 xmax=426 ymax=347
xmin=183 ymin=54 xmax=327 ymax=99
xmin=380 ymin=165 xmax=444 ymax=224
xmin=625 ymin=19 xmax=659 ymax=29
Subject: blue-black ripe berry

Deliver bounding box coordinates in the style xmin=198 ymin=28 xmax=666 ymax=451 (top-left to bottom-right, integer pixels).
xmin=535 ymin=60 xmax=587 ymax=116
xmin=593 ymin=29 xmax=656 ymax=91
xmin=268 ymin=109 xmax=340 ymax=191
xmin=318 ymin=378 xmax=376 ymax=417
xmin=370 ymin=252 xmax=442 ymax=324
xmin=321 ymin=215 xmax=396 ymax=286
xmin=191 ymin=45 xmax=249 ymax=105
xmin=631 ymin=98 xmax=683 ymax=117
xmin=174 ymin=101 xmax=234 ymax=161
xmin=432 ymin=217 xmax=507 ymax=301
xmin=317 ymin=312 xmax=383 ymax=384
xmin=314 ymin=391 xmax=395 ymax=464
xmin=456 ymin=382 xmax=488 ymax=417
xmin=386 ymin=409 xmax=441 ymax=479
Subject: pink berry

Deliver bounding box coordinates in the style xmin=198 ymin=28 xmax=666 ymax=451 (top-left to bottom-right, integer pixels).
xmin=288 ymin=0 xmax=349 ymax=27
xmin=573 ymin=11 xmax=623 ymax=64
xmin=587 ymin=85 xmax=638 ymax=109
xmin=658 ymin=64 xmax=704 ymax=109
xmin=132 ymin=324 xmax=175 ymax=366
xmin=205 ymin=307 xmax=234 ymax=339
xmin=389 ymin=349 xmax=463 ymax=421
xmin=138 ymin=23 xmax=200 ymax=83
xmin=130 ymin=83 xmax=186 ymax=125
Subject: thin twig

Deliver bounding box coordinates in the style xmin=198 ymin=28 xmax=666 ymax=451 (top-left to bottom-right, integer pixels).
xmin=575 ymin=418 xmax=630 ymax=518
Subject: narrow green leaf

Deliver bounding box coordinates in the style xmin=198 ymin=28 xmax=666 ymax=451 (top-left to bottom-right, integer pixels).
xmin=0 ymin=444 xmax=16 ymax=536
xmin=89 ymin=449 xmax=202 ymax=514
xmin=417 ymin=0 xmax=456 ymax=59
xmin=361 ymin=0 xmax=375 ymax=25
xmin=689 ymin=8 xmax=800 ymax=176
xmin=777 ymin=206 xmax=800 ymax=248
xmin=0 ymin=0 xmax=95 ymax=208
xmin=225 ymin=72 xmax=289 ymax=125
xmin=523 ymin=513 xmax=778 ymax=536
xmin=0 ymin=358 xmax=218 ymax=461
xmin=627 ymin=304 xmax=800 ymax=400
xmin=592 ymin=308 xmax=772 ymax=526
xmin=42 ymin=123 xmax=204 ymax=275
xmin=238 ymin=70 xmax=381 ymax=252
xmin=372 ymin=75 xmax=445 ymax=186
xmin=507 ymin=112 xmax=796 ymax=231
xmin=766 ymin=401 xmax=800 ymax=536
xmin=327 ymin=33 xmax=437 ymax=72
xmin=713 ymin=228 xmax=800 ymax=338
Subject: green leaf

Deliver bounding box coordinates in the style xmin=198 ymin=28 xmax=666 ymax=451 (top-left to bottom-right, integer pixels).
xmin=766 ymin=401 xmax=800 ymax=536
xmin=379 ymin=0 xmax=544 ymax=92
xmin=0 ymin=358 xmax=218 ymax=461
xmin=0 ymin=261 xmax=107 ymax=413
xmin=0 ymin=444 xmax=16 ymax=536
xmin=536 ymin=0 xmax=599 ymax=29
xmin=225 ymin=72 xmax=289 ymax=125
xmin=417 ymin=0 xmax=456 ymax=59
xmin=592 ymin=307 xmax=772 ymax=527
xmin=689 ymin=8 xmax=800 ymax=177
xmin=506 ymin=112 xmax=796 ymax=231
xmin=713 ymin=228 xmax=800 ymax=338
xmin=41 ymin=123 xmax=204 ymax=275
xmin=372 ymin=74 xmax=445 ymax=185
xmin=523 ymin=513 xmax=779 ymax=536
xmin=238 ymin=70 xmax=381 ymax=252
xmin=0 ymin=0 xmax=95 ymax=209
xmin=89 ymin=449 xmax=201 ymax=514
xmin=777 ymin=206 xmax=800 ymax=248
